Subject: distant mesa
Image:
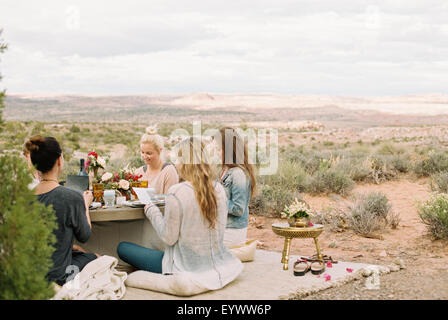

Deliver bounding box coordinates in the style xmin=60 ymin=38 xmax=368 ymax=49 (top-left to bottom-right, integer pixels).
xmin=171 ymin=93 xmax=216 ymax=106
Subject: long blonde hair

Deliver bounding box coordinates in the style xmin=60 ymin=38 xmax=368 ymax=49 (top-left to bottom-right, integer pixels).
xmin=175 ymin=137 xmax=219 ymax=229
xmin=219 ymin=127 xmax=257 ymax=198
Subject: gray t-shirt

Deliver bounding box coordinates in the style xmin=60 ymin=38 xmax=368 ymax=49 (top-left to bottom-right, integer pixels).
xmin=37 ymin=186 xmax=91 ymax=284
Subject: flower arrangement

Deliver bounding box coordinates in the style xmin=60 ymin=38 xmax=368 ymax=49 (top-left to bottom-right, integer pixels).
xmin=281 ymin=198 xmax=313 ymax=219
xmin=101 ymin=170 xmax=143 ymax=192
xmin=86 ymin=151 xmax=106 ymax=173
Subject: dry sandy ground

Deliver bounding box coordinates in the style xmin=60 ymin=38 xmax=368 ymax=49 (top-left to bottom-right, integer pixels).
xmin=247 ymin=178 xmax=448 ymax=300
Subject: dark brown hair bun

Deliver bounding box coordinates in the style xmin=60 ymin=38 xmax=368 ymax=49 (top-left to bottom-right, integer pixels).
xmin=25 ymin=135 xmax=62 ymax=173
xmin=25 ymin=135 xmax=45 ymax=153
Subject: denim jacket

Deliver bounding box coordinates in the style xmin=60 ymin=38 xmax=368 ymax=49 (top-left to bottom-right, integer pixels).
xmin=221 ymin=167 xmax=251 ymax=229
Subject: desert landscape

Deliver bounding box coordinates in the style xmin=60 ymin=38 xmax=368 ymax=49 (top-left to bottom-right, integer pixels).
xmin=1 ymin=93 xmax=448 ymax=299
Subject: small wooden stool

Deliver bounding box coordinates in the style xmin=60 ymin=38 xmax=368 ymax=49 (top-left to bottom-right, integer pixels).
xmin=271 ymin=223 xmax=324 ymax=270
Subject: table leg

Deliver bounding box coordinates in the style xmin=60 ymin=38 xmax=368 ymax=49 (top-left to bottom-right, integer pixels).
xmin=313 ymin=237 xmax=323 ymax=261
xmin=282 ymin=238 xmax=292 ymax=270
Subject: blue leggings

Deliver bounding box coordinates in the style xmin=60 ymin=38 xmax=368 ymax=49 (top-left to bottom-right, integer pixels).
xmin=117 ymin=241 xmax=164 ymax=274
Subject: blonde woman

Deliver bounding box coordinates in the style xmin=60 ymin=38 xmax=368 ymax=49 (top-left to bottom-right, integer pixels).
xmin=135 ymin=126 xmax=179 ymax=194
xmin=117 ymin=137 xmax=243 ymax=291
xmin=218 ymin=127 xmax=257 ymax=247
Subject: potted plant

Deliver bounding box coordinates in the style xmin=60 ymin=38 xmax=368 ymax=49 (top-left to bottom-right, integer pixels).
xmin=281 ymin=198 xmax=313 ymax=227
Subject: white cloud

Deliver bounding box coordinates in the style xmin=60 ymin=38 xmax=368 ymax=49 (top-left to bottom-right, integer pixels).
xmin=0 ymin=0 xmax=447 ymax=95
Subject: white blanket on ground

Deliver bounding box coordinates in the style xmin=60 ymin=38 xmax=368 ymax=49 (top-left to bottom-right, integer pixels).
xmin=52 ymin=255 xmax=127 ymax=300
xmin=125 ymin=271 xmax=209 ymax=297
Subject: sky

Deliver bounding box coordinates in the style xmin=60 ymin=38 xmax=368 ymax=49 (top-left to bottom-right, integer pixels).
xmin=0 ymin=0 xmax=447 ymax=95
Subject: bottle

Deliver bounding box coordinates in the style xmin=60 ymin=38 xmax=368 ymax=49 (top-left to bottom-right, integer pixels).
xmin=78 ymin=158 xmax=88 ymax=176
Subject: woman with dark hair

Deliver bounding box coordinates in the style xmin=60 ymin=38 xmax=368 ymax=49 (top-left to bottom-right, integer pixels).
xmin=25 ymin=135 xmax=98 ymax=286
xmin=218 ymin=127 xmax=257 ymax=247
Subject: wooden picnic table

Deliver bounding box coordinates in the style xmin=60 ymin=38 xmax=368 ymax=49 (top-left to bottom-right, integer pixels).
xmin=89 ymin=206 xmax=147 ymax=222
xmin=77 ymin=204 xmax=165 ymax=265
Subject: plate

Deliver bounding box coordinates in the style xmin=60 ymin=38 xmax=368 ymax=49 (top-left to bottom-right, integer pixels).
xmin=123 ymin=201 xmax=145 ymax=208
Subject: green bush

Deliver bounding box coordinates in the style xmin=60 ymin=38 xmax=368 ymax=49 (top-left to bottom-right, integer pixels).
xmin=388 ymin=154 xmax=411 ymax=173
xmin=377 ymin=142 xmax=405 ymax=156
xmin=418 ymin=193 xmax=448 ymax=239
xmin=306 ymin=168 xmax=354 ymax=196
xmin=250 ymin=184 xmax=301 ymax=217
xmin=0 ymin=155 xmax=57 ymax=299
xmin=69 ymin=124 xmax=81 ymax=133
xmin=347 ymin=192 xmax=395 ymax=237
xmin=413 ymin=151 xmax=448 ymax=177
xmin=431 ymin=171 xmax=448 ymax=193
xmin=252 ymin=160 xmax=308 ymax=217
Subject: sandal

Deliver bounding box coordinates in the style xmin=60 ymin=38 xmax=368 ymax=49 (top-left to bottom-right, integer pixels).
xmin=293 ymin=259 xmax=310 ymax=276
xmin=310 ymin=260 xmax=326 ymax=275
xmin=301 ymin=254 xmax=338 ymax=264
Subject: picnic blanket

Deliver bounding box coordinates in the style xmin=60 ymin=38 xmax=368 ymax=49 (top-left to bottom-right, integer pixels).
xmin=52 ymin=255 xmax=127 ymax=300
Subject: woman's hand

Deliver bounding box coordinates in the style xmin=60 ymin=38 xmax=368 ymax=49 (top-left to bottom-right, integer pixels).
xmin=144 ymin=202 xmax=154 ymax=216
xmin=72 ymin=244 xmax=87 ymax=253
xmin=83 ymin=190 xmax=94 ymax=207
xmin=144 ymin=202 xmax=153 ymax=211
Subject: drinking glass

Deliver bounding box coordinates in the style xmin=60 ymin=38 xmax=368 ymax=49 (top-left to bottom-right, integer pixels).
xmin=140 ymin=180 xmax=149 ymax=188
xmin=103 ymin=190 xmax=115 ymax=207
xmin=116 ymin=196 xmax=126 ymax=206
xmin=92 ymin=183 xmax=104 ymax=203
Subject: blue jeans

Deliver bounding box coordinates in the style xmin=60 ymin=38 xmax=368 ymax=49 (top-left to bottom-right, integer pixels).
xmin=117 ymin=241 xmax=164 ymax=274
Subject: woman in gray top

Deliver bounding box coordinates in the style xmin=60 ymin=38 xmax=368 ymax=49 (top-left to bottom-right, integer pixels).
xmin=25 ymin=135 xmax=97 ymax=285
xmin=117 ymin=137 xmax=243 ymax=290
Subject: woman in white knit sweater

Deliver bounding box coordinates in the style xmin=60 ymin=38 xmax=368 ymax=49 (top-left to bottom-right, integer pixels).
xmin=117 ymin=137 xmax=243 ymax=290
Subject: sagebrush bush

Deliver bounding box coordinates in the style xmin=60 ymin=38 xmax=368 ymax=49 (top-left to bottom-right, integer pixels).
xmin=311 ymin=207 xmax=348 ymax=232
xmin=252 ymin=160 xmax=307 ymax=217
xmin=347 ymin=192 xmax=396 ymax=237
xmin=430 ymin=171 xmax=448 ymax=193
xmin=418 ymin=193 xmax=448 ymax=239
xmin=388 ymin=154 xmax=411 ymax=173
xmin=306 ymin=168 xmax=354 ymax=196
xmin=413 ymin=151 xmax=448 ymax=177
xmin=377 ymin=142 xmax=406 ymax=156
xmin=367 ymin=156 xmax=397 ymax=183
xmin=250 ymin=184 xmax=301 ymax=217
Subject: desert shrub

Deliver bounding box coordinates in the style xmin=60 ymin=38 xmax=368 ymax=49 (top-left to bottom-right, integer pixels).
xmin=69 ymin=124 xmax=81 ymax=133
xmin=431 ymin=171 xmax=448 ymax=193
xmin=377 ymin=142 xmax=406 ymax=156
xmin=311 ymin=207 xmax=348 ymax=232
xmin=259 ymin=160 xmax=309 ymax=192
xmin=348 ymin=160 xmax=371 ymax=182
xmin=0 ymin=155 xmax=58 ymax=299
xmin=413 ymin=150 xmax=448 ymax=177
xmin=31 ymin=122 xmax=47 ymax=136
xmin=388 ymin=154 xmax=411 ymax=173
xmin=306 ymin=168 xmax=354 ymax=196
xmin=367 ymin=156 xmax=397 ymax=183
xmin=252 ymin=160 xmax=308 ymax=217
xmin=347 ymin=192 xmax=396 ymax=237
xmin=250 ymin=184 xmax=301 ymax=217
xmin=418 ymin=193 xmax=448 ymax=239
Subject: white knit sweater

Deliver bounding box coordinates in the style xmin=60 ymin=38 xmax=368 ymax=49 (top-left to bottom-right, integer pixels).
xmin=146 ymin=181 xmax=243 ymax=290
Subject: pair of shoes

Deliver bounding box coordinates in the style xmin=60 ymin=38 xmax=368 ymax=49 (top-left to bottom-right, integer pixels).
xmin=301 ymin=254 xmax=338 ymax=264
xmin=293 ymin=258 xmax=326 ymax=276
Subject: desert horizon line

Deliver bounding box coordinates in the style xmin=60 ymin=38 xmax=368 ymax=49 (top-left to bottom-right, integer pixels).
xmin=5 ymin=92 xmax=448 ymax=98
